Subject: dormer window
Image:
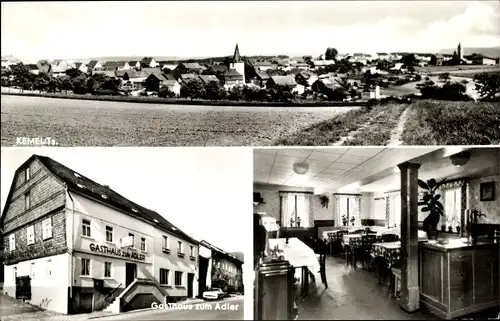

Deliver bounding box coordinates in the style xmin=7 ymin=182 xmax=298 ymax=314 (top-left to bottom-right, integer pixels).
xmin=74 ymin=173 xmax=81 ymax=178
xmin=77 ymin=184 xmax=85 ymax=189
xmin=132 ymin=208 xmax=138 ymax=213
xmin=101 ymin=194 xmax=108 ymax=199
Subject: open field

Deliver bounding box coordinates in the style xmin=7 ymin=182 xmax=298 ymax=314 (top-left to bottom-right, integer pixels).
xmin=402 ymin=100 xmax=500 ymax=145
xmin=447 ymin=69 xmax=500 ymax=79
xmin=1 ymin=94 xmax=359 ymax=146
xmin=416 ymin=65 xmax=500 ymax=73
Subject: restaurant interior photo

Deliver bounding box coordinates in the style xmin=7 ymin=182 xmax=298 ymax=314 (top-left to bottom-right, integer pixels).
xmin=253 ymin=147 xmax=500 ymax=320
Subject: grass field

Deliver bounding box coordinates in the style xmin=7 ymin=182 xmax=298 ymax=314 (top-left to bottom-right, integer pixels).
xmin=1 ymin=94 xmax=358 ymax=146
xmin=276 ymin=104 xmax=408 ymax=146
xmin=402 ymin=100 xmax=500 ymax=145
xmin=343 ymin=104 xmax=408 ymax=145
xmin=416 ymin=65 xmax=500 ymax=73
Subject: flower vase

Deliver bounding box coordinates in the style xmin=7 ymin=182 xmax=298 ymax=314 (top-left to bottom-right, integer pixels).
xmin=456 ymin=226 xmax=460 ymax=235
xmin=448 ymin=226 xmax=453 ymax=233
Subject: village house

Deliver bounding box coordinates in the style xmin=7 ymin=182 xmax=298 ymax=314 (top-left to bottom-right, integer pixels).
xmin=1 ymin=55 xmax=20 ymax=70
xmin=74 ymin=62 xmax=88 ymax=74
xmin=313 ymin=60 xmax=336 ymax=68
xmin=87 ymin=60 xmax=103 ymax=71
xmin=36 ymin=60 xmax=52 ymax=73
xmin=198 ymin=75 xmax=219 ymax=85
xmin=101 ymin=61 xmax=130 ymax=71
xmin=145 ymin=72 xmax=181 ymax=95
xmin=250 ymin=72 xmax=271 ymax=88
xmin=253 ymin=61 xmax=273 ymax=72
xmin=175 ymin=62 xmax=205 ymax=74
xmin=128 ymin=61 xmax=141 ymax=69
xmin=220 ymin=69 xmax=244 ymax=88
xmin=266 ymin=75 xmax=297 ymax=90
xmin=179 ymin=73 xmax=199 ymax=84
xmin=466 ymin=54 xmax=499 ymax=66
xmin=198 ymin=240 xmax=243 ymax=296
xmin=115 ymin=70 xmax=149 ymax=90
xmin=25 ymin=64 xmax=40 ymax=75
xmin=140 ymin=57 xmax=158 ymax=68
xmin=1 ymin=155 xmax=199 ymax=315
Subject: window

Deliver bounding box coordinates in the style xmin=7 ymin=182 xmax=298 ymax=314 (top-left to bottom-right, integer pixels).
xmin=81 ymin=258 xmax=90 ymax=276
xmin=128 ymin=233 xmax=135 ymax=248
xmin=9 ymin=234 xmax=15 ymax=251
xmin=82 ymin=219 xmax=91 ymax=237
xmin=162 ymin=236 xmax=169 ymax=249
xmin=27 ymin=225 xmax=35 ymax=245
xmin=46 ymin=260 xmax=52 ymax=277
xmin=25 ymin=192 xmax=31 ymax=210
xmin=336 ymin=195 xmax=361 ymax=226
xmin=444 ymin=187 xmax=462 ymax=229
xmin=30 ymin=262 xmax=35 ymax=278
xmin=279 ymin=192 xmax=312 ymax=228
xmin=177 ymin=241 xmax=183 ymax=253
xmin=42 ymin=218 xmax=53 ymax=240
xmin=159 ymin=268 xmax=170 ymax=285
xmin=104 ymin=262 xmax=112 ymax=278
xmin=25 ymin=167 xmax=30 ymax=181
xmin=175 ymin=271 xmax=183 ymax=286
xmin=140 ymin=237 xmax=146 ymax=251
xmin=190 ymin=245 xmax=194 ymax=257
xmin=13 ymin=267 xmax=17 ymax=280
xmin=105 ymin=226 xmax=113 ymax=242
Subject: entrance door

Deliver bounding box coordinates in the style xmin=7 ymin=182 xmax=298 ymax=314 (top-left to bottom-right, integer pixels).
xmin=125 ymin=263 xmax=137 ymax=287
xmin=187 ymin=273 xmax=194 ymax=298
xmin=79 ymin=293 xmax=93 ymax=313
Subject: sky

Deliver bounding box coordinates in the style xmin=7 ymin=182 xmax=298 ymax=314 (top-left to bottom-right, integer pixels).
xmin=0 ymin=147 xmax=252 ymax=254
xmin=2 ymin=1 xmax=499 ymax=61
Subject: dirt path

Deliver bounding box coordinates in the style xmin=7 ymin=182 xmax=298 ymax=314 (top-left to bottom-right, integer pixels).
xmin=387 ymin=106 xmax=411 ymax=145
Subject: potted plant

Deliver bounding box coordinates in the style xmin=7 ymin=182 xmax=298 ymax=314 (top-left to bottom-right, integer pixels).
xmin=319 ymin=195 xmax=329 ymax=208
xmin=440 ymin=223 xmax=446 ymax=232
xmin=296 ymin=217 xmax=301 ymax=228
xmin=342 ymin=215 xmax=348 ymax=226
xmin=350 ymin=216 xmax=355 ymax=226
xmin=418 ymin=178 xmax=447 ymax=241
xmin=290 ymin=217 xmax=295 ymax=227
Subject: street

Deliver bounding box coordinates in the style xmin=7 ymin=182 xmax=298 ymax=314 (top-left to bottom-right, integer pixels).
xmin=96 ymin=297 xmax=244 ymax=320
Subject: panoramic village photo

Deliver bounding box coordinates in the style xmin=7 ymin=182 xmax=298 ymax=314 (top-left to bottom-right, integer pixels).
xmin=0 ymin=148 xmax=248 ymax=321
xmin=253 ymin=147 xmax=500 ymax=320
xmin=1 ymin=1 xmax=499 ymax=147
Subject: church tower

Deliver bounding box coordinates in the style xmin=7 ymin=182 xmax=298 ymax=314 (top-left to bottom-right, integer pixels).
xmin=457 ymin=43 xmax=463 ymax=60
xmin=229 ymin=43 xmax=246 ymax=83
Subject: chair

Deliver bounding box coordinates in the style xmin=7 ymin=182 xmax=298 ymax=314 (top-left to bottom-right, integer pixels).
xmin=380 ymin=234 xmax=399 ymax=243
xmin=351 ymin=229 xmax=365 ymax=234
xmin=317 ymin=239 xmax=329 ymax=288
xmin=360 ymin=234 xmax=377 ymax=269
xmin=391 ymin=266 xmax=402 ymax=299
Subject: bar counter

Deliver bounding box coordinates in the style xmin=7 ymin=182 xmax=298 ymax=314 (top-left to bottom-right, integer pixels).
xmin=419 ymin=239 xmax=499 ymax=319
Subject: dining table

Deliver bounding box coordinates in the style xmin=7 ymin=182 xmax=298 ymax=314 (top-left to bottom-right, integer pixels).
xmin=268 ymin=237 xmax=321 ymax=297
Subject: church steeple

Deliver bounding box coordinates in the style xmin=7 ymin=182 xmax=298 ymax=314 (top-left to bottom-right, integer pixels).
xmin=233 ymin=43 xmax=241 ymax=63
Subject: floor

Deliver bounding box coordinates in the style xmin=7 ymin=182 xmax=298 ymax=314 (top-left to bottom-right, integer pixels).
xmin=295 ymin=256 xmax=499 ymax=320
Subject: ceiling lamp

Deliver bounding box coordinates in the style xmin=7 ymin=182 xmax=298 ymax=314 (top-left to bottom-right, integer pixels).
xmin=293 ymin=163 xmax=309 ymax=175
xmin=450 ymin=151 xmax=471 ymax=167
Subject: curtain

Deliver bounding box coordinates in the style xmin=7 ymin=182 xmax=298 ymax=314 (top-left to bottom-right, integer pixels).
xmin=336 ymin=195 xmax=361 ymax=226
xmin=279 ymin=192 xmax=312 ymax=228
xmin=385 ymin=192 xmax=401 ymax=228
xmin=335 ymin=195 xmax=341 ymax=226
xmin=385 ymin=196 xmax=391 ymax=227
xmin=444 ymin=187 xmax=461 ymax=228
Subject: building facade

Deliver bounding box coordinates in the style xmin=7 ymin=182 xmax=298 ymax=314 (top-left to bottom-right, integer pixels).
xmin=198 ymin=240 xmax=243 ymax=296
xmin=1 ymin=155 xmax=199 ymax=314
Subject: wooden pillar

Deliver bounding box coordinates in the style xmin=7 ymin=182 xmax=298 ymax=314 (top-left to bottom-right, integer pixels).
xmin=398 ymin=162 xmax=420 ymax=313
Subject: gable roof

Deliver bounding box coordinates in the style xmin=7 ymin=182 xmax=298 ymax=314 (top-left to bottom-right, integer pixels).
xmin=200 ymin=240 xmax=243 ymax=264
xmin=162 ymin=80 xmax=179 ymax=87
xmin=102 ymin=61 xmax=128 ymax=69
xmin=223 ymin=69 xmax=242 ymax=77
xmin=141 ymin=67 xmax=162 ymax=76
xmin=179 ymin=62 xmax=204 ymax=70
xmin=141 ymin=57 xmax=155 ymax=64
xmin=199 ymin=75 xmax=219 ymax=83
xmin=0 ymin=155 xmax=198 ymax=244
xmin=163 ymin=73 xmax=176 ymax=81
xmin=128 ymin=61 xmax=139 ymax=66
xmin=87 ymin=60 xmax=100 ymax=68
xmin=25 ymin=64 xmax=39 ymax=70
xmin=115 ymin=69 xmax=148 ymax=78
xmin=270 ymin=75 xmax=297 ymax=86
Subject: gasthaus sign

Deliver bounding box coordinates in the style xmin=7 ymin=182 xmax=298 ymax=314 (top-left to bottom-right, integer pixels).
xmin=89 ymin=243 xmax=146 ymax=261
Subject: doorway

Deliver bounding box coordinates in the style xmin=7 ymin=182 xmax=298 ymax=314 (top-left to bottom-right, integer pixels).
xmin=198 ymin=256 xmax=209 ymax=297
xmin=187 ymin=273 xmax=194 ymax=298
xmin=125 ymin=263 xmax=137 ymax=287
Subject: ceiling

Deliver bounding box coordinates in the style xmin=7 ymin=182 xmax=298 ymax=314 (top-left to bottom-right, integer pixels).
xmin=254 ymin=147 xmax=500 ymax=194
